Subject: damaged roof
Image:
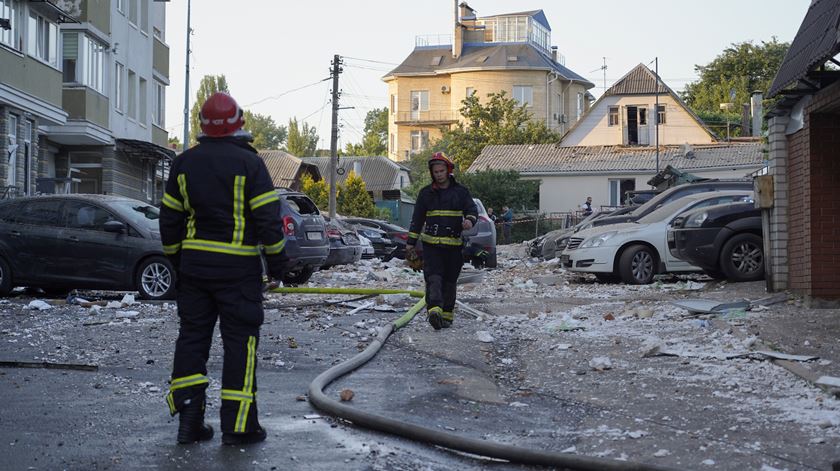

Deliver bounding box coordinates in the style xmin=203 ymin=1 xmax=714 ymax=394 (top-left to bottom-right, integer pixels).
xmin=468 ymin=143 xmax=766 ymax=176
xmin=302 ymin=156 xmax=410 ymax=192
xmin=258 ymin=150 xmax=321 ymax=188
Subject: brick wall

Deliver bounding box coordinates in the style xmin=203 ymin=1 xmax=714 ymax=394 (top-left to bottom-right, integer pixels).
xmin=786 ymin=80 xmax=840 ymax=299
xmin=766 ymin=116 xmax=789 ymax=292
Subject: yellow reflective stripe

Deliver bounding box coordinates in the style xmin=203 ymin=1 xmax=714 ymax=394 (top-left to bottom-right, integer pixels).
xmin=234 ymin=336 xmax=257 ymax=433
xmin=166 ymin=393 xmax=177 ymax=415
xmin=181 ymin=239 xmax=260 ymax=256
xmin=441 ymin=311 xmax=454 ymax=321
xmin=177 ymin=174 xmax=196 ymax=239
xmin=170 ymin=373 xmax=209 ymax=390
xmin=419 ymin=233 xmax=462 ymax=246
xmin=232 ymin=175 xmax=245 ymax=245
xmin=249 ymin=191 xmax=279 ymax=211
xmin=162 ymin=192 xmax=184 ymax=212
xmin=426 ymin=210 xmax=463 ymax=217
xmin=221 ymin=389 xmax=255 ymax=402
xmin=163 ymin=243 xmax=181 ymax=255
xmin=263 ymin=238 xmax=285 ymax=255
xmin=408 ymin=232 xmax=419 ymax=238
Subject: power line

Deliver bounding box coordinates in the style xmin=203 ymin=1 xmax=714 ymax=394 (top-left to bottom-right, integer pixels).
xmin=242 ymin=77 xmax=331 ymax=108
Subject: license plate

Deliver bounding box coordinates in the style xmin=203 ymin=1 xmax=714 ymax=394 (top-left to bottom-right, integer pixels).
xmin=307 ymin=231 xmax=323 ymax=240
xmin=560 ymin=254 xmax=570 ymax=265
xmin=667 ymin=231 xmax=675 ymax=242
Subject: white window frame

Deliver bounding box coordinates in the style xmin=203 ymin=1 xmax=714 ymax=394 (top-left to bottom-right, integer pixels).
xmin=138 ymin=77 xmax=148 ymax=125
xmin=23 ymin=120 xmax=32 ymax=195
xmin=114 ymin=62 xmax=124 ymax=112
xmin=152 ymin=81 xmax=165 ymax=127
xmin=128 ymin=0 xmax=138 ymax=26
xmin=576 ymin=92 xmax=584 ymax=121
xmin=7 ymin=114 xmax=18 ymax=187
xmin=657 ymin=104 xmax=667 ymax=125
xmin=127 ymin=69 xmax=137 ymax=120
xmin=409 ymin=130 xmax=429 ymax=154
xmin=608 ymin=106 xmax=619 ymax=126
xmin=410 ymin=90 xmax=429 ymax=120
xmin=117 ymin=0 xmax=125 ymax=14
xmin=27 ymin=11 xmax=59 ymax=68
xmin=513 ymin=85 xmax=533 ymax=107
xmin=390 ymin=94 xmax=395 ymax=114
xmin=62 ymin=33 xmax=105 ymax=93
xmin=0 ymin=0 xmax=21 ymax=50
xmin=140 ymin=0 xmax=148 ymax=33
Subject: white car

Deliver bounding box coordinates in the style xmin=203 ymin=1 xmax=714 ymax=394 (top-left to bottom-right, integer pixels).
xmin=358 ymin=235 xmax=376 ymax=259
xmin=559 ymin=191 xmax=753 ymax=284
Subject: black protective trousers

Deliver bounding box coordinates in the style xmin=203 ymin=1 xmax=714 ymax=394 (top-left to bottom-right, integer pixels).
xmin=168 ymin=274 xmax=265 ymax=434
xmin=422 ymin=244 xmax=463 ymax=312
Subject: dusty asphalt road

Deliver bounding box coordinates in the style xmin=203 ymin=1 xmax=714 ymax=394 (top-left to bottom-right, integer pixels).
xmin=1 ymin=248 xmax=839 ymax=470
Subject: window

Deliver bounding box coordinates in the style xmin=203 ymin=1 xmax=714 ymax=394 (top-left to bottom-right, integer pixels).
xmin=513 ymin=85 xmax=532 ymax=107
xmin=466 ymin=87 xmax=475 ymax=98
xmin=139 ymin=77 xmax=148 ymax=124
xmin=64 ymin=202 xmax=115 ymax=229
xmin=16 ymin=200 xmax=62 ymax=226
xmin=128 ymin=0 xmax=138 ymax=25
xmin=609 ymin=179 xmax=635 ymax=206
xmin=390 ymin=94 xmax=395 ymax=114
xmin=62 ymin=33 xmax=105 ymax=93
xmin=410 ymin=90 xmax=429 ymax=119
xmin=7 ymin=114 xmax=17 ymax=187
xmin=657 ymin=104 xmax=666 ymax=124
xmin=140 ymin=0 xmax=148 ymax=33
xmin=153 ymin=26 xmax=163 ymax=41
xmin=608 ymin=106 xmax=619 ymax=126
xmin=152 ymin=81 xmax=165 ymax=126
xmin=117 ymin=0 xmax=124 ymax=14
xmin=114 ymin=63 xmax=124 ymax=111
xmin=639 ymin=107 xmax=647 ymax=126
xmin=127 ymin=69 xmax=137 ymax=119
xmin=576 ymin=93 xmax=584 ymax=121
xmin=410 ymin=130 xmax=429 ymax=154
xmin=27 ymin=12 xmax=58 ymax=67
xmin=0 ymin=0 xmax=20 ymax=50
xmin=389 ymin=133 xmax=394 ymax=153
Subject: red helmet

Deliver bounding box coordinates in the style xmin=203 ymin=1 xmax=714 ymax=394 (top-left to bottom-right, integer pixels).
xmin=199 ymin=92 xmax=244 ymax=137
xmin=428 ymin=152 xmax=454 ymax=175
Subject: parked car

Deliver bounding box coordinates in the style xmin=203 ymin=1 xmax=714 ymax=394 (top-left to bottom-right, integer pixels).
xmin=342 ymin=218 xmax=408 ymax=259
xmin=624 ymin=189 xmax=660 ymax=206
xmin=668 ymin=201 xmax=764 ymax=282
xmin=352 ymin=225 xmax=397 ymax=260
xmin=358 ymin=234 xmax=376 ymax=259
xmin=322 ymin=217 xmax=362 ymax=269
xmin=0 ymin=194 xmax=175 ymax=299
xmin=560 ymin=191 xmax=753 ymax=284
xmin=275 ymin=189 xmax=329 ymax=285
xmin=532 ymin=207 xmax=638 ymax=259
xmin=589 ymin=180 xmax=754 ymax=229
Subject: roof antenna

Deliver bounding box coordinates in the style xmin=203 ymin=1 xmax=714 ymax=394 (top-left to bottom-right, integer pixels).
xmin=589 ymin=57 xmax=608 ymax=94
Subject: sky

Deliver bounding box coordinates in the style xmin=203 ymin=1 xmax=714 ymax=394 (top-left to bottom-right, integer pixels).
xmin=163 ymin=0 xmax=811 ymax=150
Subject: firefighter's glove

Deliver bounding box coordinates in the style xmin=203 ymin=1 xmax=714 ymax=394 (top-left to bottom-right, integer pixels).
xmin=405 ymin=246 xmax=422 ymax=272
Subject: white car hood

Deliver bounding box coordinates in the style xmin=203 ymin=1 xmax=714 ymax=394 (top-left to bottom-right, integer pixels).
xmin=574 ymin=223 xmax=638 ymax=240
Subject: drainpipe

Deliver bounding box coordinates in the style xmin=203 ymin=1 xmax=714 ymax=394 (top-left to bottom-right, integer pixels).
xmin=546 ymin=71 xmax=560 ymax=129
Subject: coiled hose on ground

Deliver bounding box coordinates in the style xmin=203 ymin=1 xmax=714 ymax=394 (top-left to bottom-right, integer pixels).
xmin=272 ymin=286 xmax=677 ymax=471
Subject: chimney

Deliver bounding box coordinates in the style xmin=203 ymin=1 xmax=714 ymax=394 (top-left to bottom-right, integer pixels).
xmin=453 ymin=0 xmax=463 ymax=59
xmin=750 ymin=92 xmax=763 ymax=137
xmin=551 ymin=46 xmax=558 ymax=63
xmin=741 ymin=103 xmax=751 ymax=136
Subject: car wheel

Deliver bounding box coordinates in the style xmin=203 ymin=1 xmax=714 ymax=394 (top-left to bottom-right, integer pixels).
xmin=594 ymin=273 xmax=620 ymax=283
xmin=283 ymin=266 xmax=314 ymax=286
xmin=0 ymin=257 xmax=13 ymax=296
xmin=136 ymin=256 xmax=176 ymax=300
xmin=719 ymin=233 xmax=764 ymax=282
xmin=618 ymin=245 xmax=657 ymax=284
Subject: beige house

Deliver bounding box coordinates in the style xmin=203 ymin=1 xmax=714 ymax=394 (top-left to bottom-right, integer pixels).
xmin=560 ymin=64 xmax=717 ymax=147
xmin=383 ymin=3 xmax=594 ymax=162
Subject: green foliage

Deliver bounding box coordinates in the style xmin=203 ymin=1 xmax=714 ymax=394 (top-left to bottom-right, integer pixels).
xmin=373 ymin=206 xmax=394 ymax=222
xmin=459 ymin=170 xmax=539 ymax=212
xmin=189 ymin=75 xmax=230 ymax=146
xmin=342 ymin=107 xmax=389 ymax=156
xmin=168 ymin=136 xmax=181 ymax=151
xmin=682 ymin=39 xmax=790 ymax=126
xmin=299 ymin=173 xmax=328 ymax=211
xmin=285 ymin=118 xmax=319 ymax=156
xmin=243 ymin=111 xmax=287 ymax=150
xmin=337 ymin=171 xmax=374 ymax=217
xmin=444 ymin=91 xmax=562 ymax=171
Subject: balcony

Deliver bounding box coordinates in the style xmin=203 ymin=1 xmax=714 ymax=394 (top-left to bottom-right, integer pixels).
xmin=394 ymin=110 xmax=458 ymax=126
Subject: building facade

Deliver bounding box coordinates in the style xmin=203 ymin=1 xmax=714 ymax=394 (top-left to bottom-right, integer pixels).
xmin=0 ymin=0 xmax=171 ymax=202
xmin=383 ymin=3 xmax=594 ymax=162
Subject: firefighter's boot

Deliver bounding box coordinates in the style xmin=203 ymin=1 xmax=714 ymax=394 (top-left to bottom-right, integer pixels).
xmin=222 ymin=426 xmax=267 ymax=446
xmin=177 ymin=397 xmax=214 ymax=444
xmin=441 ymin=310 xmax=454 ymax=328
xmin=427 ymin=306 xmax=444 ymax=330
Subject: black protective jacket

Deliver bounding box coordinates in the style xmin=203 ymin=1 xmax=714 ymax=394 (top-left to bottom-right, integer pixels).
xmin=159 ymin=136 xmax=286 ymax=279
xmin=408 ymin=176 xmax=478 ymax=249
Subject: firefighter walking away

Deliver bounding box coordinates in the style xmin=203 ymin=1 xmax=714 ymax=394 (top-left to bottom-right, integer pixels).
xmin=160 ymin=92 xmax=287 ymax=446
xmin=406 ymin=152 xmax=478 ymax=330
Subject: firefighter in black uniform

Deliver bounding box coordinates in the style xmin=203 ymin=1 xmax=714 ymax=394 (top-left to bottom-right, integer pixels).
xmin=406 ymin=152 xmax=478 ymax=330
xmin=160 ymin=92 xmax=286 ymax=446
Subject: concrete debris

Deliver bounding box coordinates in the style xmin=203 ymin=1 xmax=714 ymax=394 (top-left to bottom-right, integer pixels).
xmin=652 ymin=449 xmax=671 ymax=457
xmin=26 ymin=300 xmax=52 ymax=311
xmin=670 ymin=299 xmax=750 ymax=315
xmin=701 ymin=459 xmax=716 ymax=466
xmin=347 ymin=302 xmax=374 ymax=315
xmin=589 ymin=356 xmax=612 ymax=371
xmin=754 ymin=351 xmax=819 ymax=362
xmin=120 ymin=294 xmax=137 ymax=305
xmin=476 ymin=331 xmax=495 ymax=343
xmin=115 ymin=310 xmax=140 ymax=318
xmin=105 ymin=301 xmax=122 ymax=309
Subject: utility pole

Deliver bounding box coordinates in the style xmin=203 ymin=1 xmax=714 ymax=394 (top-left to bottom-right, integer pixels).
xmin=654 ymin=56 xmax=660 ymax=174
xmin=182 ymin=0 xmax=191 ymax=152
xmin=328 ymin=54 xmax=343 ymax=219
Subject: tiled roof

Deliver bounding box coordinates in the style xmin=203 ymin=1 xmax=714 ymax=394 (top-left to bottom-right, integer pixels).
xmin=301 ymin=156 xmax=410 ymax=192
xmin=258 ymin=150 xmax=320 ymax=188
xmin=768 ymin=0 xmax=840 ymax=97
xmin=468 ymin=143 xmax=766 ymax=175
xmin=604 ymin=63 xmax=670 ymax=96
xmin=384 ymin=43 xmax=592 ymax=86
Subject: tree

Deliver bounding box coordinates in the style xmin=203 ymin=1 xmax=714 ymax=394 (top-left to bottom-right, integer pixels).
xmin=459 ymin=170 xmax=539 ymax=211
xmin=189 ymin=75 xmax=230 ymax=146
xmin=243 ymin=111 xmax=287 ymax=150
xmin=285 ymin=118 xmax=319 ymax=156
xmin=299 ymin=173 xmax=329 ymax=211
xmin=682 ymin=38 xmax=789 ymax=135
xmin=337 ymin=171 xmax=374 ymax=217
xmin=443 ymin=91 xmax=562 ymax=171
xmin=168 ymin=136 xmax=181 ymax=150
xmin=342 ymin=107 xmax=388 ymax=156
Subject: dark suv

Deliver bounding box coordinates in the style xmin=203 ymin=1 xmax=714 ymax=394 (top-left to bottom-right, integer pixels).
xmin=275 ymin=189 xmax=329 ymax=285
xmin=0 ymin=194 xmax=175 ymax=299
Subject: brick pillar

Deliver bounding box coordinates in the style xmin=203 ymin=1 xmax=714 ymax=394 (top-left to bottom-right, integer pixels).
xmin=807 ymin=112 xmax=840 ymax=299
xmin=766 ymin=116 xmax=789 ymax=292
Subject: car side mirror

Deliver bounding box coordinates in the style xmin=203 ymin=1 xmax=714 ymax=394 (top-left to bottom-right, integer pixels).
xmin=103 ymin=220 xmax=126 ymax=233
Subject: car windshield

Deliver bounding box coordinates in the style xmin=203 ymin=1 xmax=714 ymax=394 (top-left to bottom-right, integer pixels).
xmin=110 ymin=200 xmax=160 ymax=229
xmin=637 ymin=193 xmax=750 ymax=224
xmin=473 ymin=198 xmax=488 ymax=217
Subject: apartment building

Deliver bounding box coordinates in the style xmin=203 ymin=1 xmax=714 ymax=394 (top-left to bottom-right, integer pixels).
xmin=383 ymin=2 xmax=594 ymax=162
xmin=0 ymin=0 xmax=171 ymax=202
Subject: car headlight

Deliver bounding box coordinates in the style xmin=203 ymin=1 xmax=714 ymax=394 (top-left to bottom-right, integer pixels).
xmin=684 ymin=211 xmax=709 ymax=228
xmin=579 ymin=231 xmax=618 ymax=248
